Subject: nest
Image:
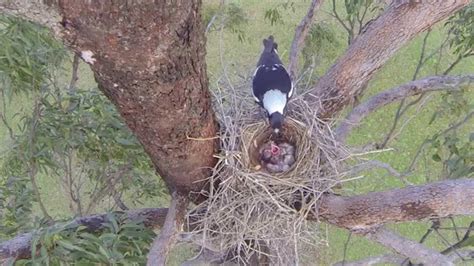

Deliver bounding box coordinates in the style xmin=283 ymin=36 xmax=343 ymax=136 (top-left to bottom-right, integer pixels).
xmin=188 ymin=84 xmax=353 ymax=265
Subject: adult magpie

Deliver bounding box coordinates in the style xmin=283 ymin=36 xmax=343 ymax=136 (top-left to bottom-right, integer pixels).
xmin=252 ymin=36 xmax=293 ymax=134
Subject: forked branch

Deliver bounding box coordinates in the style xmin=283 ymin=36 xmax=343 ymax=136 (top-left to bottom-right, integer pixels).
xmin=147 ymin=192 xmax=189 ymax=266
xmin=288 ymin=0 xmax=323 ymax=80
xmin=335 ymin=75 xmax=474 ymax=143
xmin=306 ymin=0 xmax=469 ymax=117
xmin=365 ymin=227 xmax=453 ymax=266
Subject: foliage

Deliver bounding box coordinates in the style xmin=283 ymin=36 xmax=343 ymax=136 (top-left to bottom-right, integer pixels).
xmin=428 ymin=88 xmax=473 ymax=179
xmin=302 ymin=22 xmax=340 ymax=70
xmin=203 ymin=2 xmax=248 ymax=42
xmin=0 ymin=15 xmax=65 ymax=99
xmin=25 ymin=212 xmax=155 ymax=265
xmin=446 ymin=3 xmax=474 ymax=56
xmin=331 ymin=0 xmax=384 ymax=44
xmin=0 ymin=13 xmax=164 ymax=246
xmin=0 ymin=176 xmax=35 ymax=238
xmin=263 ymin=1 xmax=296 ymax=26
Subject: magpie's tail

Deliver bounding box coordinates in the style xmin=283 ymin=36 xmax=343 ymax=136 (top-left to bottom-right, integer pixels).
xmin=263 ymin=35 xmax=278 ymax=53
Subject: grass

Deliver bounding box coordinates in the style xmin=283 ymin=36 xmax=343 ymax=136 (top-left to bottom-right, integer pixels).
xmin=0 ymin=0 xmax=473 ymax=265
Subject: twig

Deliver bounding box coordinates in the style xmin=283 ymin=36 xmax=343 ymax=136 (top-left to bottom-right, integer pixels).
xmin=68 ymin=53 xmax=80 ymax=93
xmin=443 ymin=51 xmax=474 ymax=75
xmin=147 ymin=192 xmax=189 ymax=266
xmin=27 ymin=97 xmax=53 ymax=222
xmin=378 ymin=30 xmax=432 ymax=148
xmin=405 ymin=111 xmax=474 ymax=174
xmin=341 ymin=231 xmax=352 ymax=266
xmin=333 ymin=254 xmax=405 ymax=266
xmin=365 ymin=226 xmax=453 ymax=266
xmin=288 ymin=0 xmax=323 ymax=80
xmin=335 ymin=75 xmax=474 ymax=143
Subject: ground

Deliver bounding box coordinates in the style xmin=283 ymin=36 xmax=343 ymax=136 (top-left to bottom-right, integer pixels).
xmin=0 ymin=0 xmax=473 ymax=265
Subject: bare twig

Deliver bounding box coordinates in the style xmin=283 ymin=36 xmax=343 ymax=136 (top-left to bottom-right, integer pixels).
xmin=288 ymin=0 xmax=323 ymax=80
xmin=405 ymin=111 xmax=474 ymax=174
xmin=335 ymin=75 xmax=474 ymax=143
xmin=364 ymin=227 xmax=453 ymax=266
xmin=68 ymin=53 xmax=80 ymax=93
xmin=443 ymin=50 xmax=474 ymax=75
xmin=27 ymin=97 xmax=53 ymax=222
xmin=333 ymin=254 xmax=405 ymax=266
xmin=147 ymin=192 xmax=189 ymax=266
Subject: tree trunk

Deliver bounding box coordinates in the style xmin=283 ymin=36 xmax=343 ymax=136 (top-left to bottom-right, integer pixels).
xmin=307 ymin=0 xmax=469 ymax=117
xmin=55 ymin=0 xmax=218 ymax=193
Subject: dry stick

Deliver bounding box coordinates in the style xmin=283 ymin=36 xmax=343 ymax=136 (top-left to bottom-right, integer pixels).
xmin=288 ymin=0 xmax=323 ymax=80
xmin=378 ymin=29 xmax=432 ymax=149
xmin=365 ymin=227 xmax=453 ymax=266
xmin=341 ymin=231 xmax=352 ymax=266
xmin=443 ymin=51 xmax=474 ymax=75
xmin=335 ymin=75 xmax=474 ymax=143
xmin=68 ymin=53 xmax=80 ymax=93
xmin=441 ymin=221 xmax=474 ymax=255
xmin=333 ymin=254 xmax=406 ymax=266
xmin=404 ymin=110 xmax=474 ymax=175
xmin=27 ymin=97 xmax=53 ymax=222
xmin=147 ymin=192 xmax=189 ymax=266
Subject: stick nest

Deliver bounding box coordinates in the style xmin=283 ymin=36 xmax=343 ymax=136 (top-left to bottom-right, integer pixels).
xmin=189 ymin=84 xmax=352 ymax=264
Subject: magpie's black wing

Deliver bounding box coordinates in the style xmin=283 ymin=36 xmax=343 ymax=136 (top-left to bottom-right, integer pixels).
xmin=252 ymin=64 xmax=292 ymax=103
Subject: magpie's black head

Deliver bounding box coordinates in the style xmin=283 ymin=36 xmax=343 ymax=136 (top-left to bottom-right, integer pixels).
xmin=269 ymin=112 xmax=284 ymax=133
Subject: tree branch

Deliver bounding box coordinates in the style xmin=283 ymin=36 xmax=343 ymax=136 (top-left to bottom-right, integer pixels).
xmin=316 ymin=178 xmax=474 ymax=230
xmin=335 ymin=75 xmax=474 ymax=143
xmin=333 ymin=254 xmax=405 ymax=266
xmin=147 ymin=192 xmax=189 ymax=266
xmin=288 ymin=0 xmax=323 ymax=80
xmin=3 ymin=179 xmax=474 ymax=262
xmin=306 ymin=0 xmax=470 ymax=118
xmin=365 ymin=227 xmax=453 ymax=266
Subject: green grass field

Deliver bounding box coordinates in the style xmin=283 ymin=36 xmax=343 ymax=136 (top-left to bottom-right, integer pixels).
xmin=1 ymin=0 xmax=473 ymax=265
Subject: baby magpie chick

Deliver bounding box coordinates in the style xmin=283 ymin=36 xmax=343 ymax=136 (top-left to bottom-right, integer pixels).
xmin=252 ymin=36 xmax=293 ymax=134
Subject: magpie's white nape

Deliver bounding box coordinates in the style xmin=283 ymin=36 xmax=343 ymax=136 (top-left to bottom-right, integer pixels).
xmin=252 ymin=35 xmax=293 ymax=133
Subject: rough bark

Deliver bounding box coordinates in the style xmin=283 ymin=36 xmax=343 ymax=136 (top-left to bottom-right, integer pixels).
xmin=55 ymin=1 xmax=218 ymax=193
xmin=0 ymin=0 xmax=219 ymax=193
xmin=3 ymin=179 xmax=474 ymax=263
xmin=316 ymin=179 xmax=474 ymax=230
xmin=287 ymin=0 xmax=323 ymax=80
xmin=335 ymin=75 xmax=474 ymax=143
xmin=306 ymin=0 xmax=470 ymax=117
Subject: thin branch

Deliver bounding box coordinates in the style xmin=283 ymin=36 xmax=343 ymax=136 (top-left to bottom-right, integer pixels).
xmin=335 ymin=75 xmax=474 ymax=143
xmin=288 ymin=0 xmax=323 ymax=80
xmin=306 ymin=0 xmax=469 ymax=118
xmin=365 ymin=227 xmax=453 ymax=266
xmin=443 ymin=50 xmax=474 ymax=75
xmin=147 ymin=192 xmax=189 ymax=266
xmin=405 ymin=111 xmax=474 ymax=174
xmin=348 ymin=159 xmax=412 ymax=185
xmin=68 ymin=53 xmax=80 ymax=93
xmin=333 ymin=254 xmax=405 ymax=266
